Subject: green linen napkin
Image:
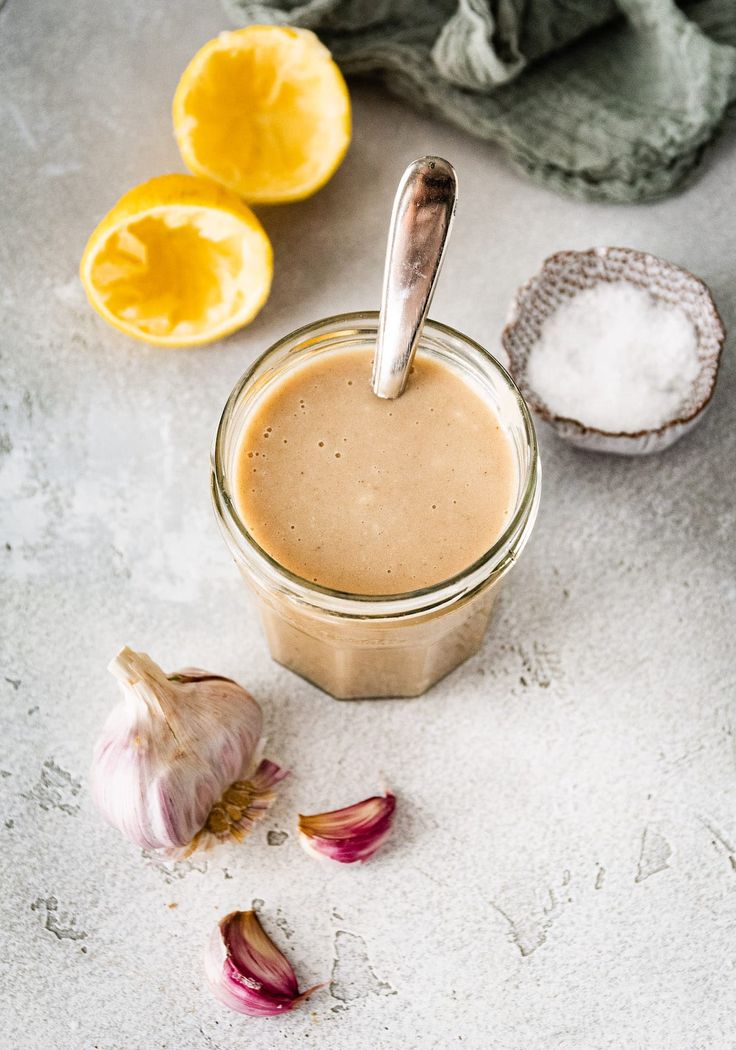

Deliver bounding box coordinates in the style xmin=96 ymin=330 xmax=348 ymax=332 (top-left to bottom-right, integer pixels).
xmin=222 ymin=0 xmax=736 ymax=202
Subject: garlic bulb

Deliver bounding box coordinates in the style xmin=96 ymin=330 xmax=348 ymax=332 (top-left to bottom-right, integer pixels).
xmin=91 ymin=647 xmax=286 ymax=855
xmin=298 ymin=789 xmax=396 ymax=864
xmin=205 ymin=909 xmax=323 ymax=1017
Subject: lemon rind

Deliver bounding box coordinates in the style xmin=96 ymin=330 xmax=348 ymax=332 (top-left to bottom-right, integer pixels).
xmin=80 ymin=202 xmax=273 ymax=348
xmin=172 ymin=26 xmax=352 ymax=205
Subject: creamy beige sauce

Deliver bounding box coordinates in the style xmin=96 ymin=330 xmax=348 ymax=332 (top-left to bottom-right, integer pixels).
xmin=233 ymin=348 xmax=516 ymax=595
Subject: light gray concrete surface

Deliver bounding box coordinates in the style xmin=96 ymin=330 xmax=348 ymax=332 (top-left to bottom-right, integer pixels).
xmin=2 ymin=2 xmax=736 ymax=1047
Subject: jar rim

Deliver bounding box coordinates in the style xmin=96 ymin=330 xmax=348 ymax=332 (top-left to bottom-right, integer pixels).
xmin=212 ymin=311 xmax=540 ymax=618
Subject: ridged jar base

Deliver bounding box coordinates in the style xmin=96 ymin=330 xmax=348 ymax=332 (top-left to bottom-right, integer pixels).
xmin=253 ymin=579 xmax=499 ymax=700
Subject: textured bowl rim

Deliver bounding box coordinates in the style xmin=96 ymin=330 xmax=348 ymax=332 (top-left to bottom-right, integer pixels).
xmin=502 ymin=246 xmax=727 ymax=441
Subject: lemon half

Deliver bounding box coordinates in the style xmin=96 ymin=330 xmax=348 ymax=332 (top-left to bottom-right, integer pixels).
xmin=80 ymin=174 xmax=273 ymax=347
xmin=173 ymin=26 xmax=351 ymax=204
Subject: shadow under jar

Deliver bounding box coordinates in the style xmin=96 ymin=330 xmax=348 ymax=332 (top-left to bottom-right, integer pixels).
xmin=212 ymin=312 xmax=540 ymax=699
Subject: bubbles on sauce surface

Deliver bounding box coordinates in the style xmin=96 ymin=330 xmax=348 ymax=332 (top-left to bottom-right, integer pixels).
xmin=232 ymin=348 xmax=514 ymax=594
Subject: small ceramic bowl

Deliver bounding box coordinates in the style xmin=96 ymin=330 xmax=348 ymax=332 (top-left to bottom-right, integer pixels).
xmin=502 ymin=247 xmax=726 ymax=455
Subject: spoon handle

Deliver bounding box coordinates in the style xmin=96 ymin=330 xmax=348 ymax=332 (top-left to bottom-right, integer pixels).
xmin=372 ymin=156 xmax=458 ymax=400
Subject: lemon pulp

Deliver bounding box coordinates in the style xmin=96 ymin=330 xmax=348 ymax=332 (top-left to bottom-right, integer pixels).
xmin=174 ymin=27 xmax=351 ymax=204
xmin=80 ymin=175 xmax=273 ymax=347
xmin=89 ymin=210 xmax=261 ymax=339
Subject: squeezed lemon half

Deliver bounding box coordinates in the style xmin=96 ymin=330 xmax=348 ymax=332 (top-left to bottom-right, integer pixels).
xmin=173 ymin=26 xmax=351 ymax=204
xmin=79 ymin=174 xmax=273 ymax=347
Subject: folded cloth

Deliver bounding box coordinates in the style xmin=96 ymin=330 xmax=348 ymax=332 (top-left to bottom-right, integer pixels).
xmin=222 ymin=0 xmax=736 ymax=202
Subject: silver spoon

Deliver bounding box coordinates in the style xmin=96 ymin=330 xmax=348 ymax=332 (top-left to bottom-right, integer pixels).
xmin=371 ymin=156 xmax=458 ymax=400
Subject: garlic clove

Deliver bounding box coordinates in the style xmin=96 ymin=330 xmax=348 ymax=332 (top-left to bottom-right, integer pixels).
xmin=91 ymin=648 xmax=285 ymax=855
xmin=298 ymin=790 xmax=396 ymax=864
xmin=205 ymin=909 xmax=324 ymax=1017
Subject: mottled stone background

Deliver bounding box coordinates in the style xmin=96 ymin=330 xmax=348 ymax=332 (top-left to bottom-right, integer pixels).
xmin=1 ymin=1 xmax=735 ymax=1047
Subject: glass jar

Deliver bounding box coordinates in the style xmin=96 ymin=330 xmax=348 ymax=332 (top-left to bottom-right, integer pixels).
xmin=212 ymin=312 xmax=540 ymax=699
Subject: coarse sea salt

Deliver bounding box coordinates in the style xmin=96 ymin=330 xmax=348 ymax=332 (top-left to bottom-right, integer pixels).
xmin=525 ymin=281 xmax=700 ymax=433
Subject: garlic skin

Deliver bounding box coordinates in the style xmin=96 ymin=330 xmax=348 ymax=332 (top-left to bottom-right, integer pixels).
xmin=187 ymin=758 xmax=288 ymax=856
xmin=205 ymin=909 xmax=323 ymax=1017
xmin=91 ymin=647 xmax=285 ymax=854
xmin=298 ymin=790 xmax=396 ymax=864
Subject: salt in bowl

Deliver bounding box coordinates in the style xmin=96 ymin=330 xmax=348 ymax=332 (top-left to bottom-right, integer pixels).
xmin=502 ymin=247 xmax=726 ymax=455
